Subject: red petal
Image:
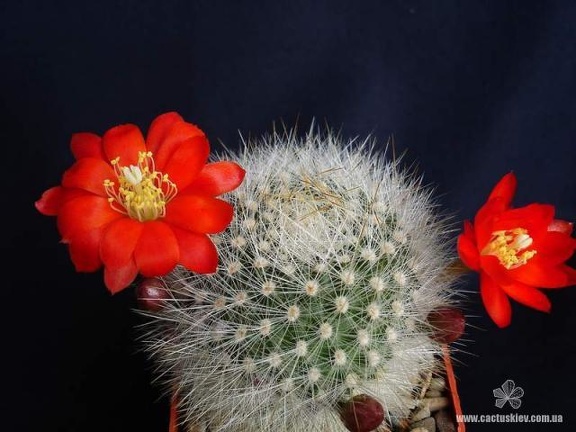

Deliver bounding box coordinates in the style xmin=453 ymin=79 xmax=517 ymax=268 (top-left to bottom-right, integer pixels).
xmin=36 ymin=187 xmax=87 ymax=216
xmin=172 ymin=227 xmax=218 ymax=273
xmin=184 ymin=161 xmax=246 ymax=196
xmin=474 ymin=198 xmax=505 ymax=247
xmin=154 ymin=121 xmax=210 ymax=171
xmin=58 ymin=195 xmax=122 ymax=241
xmin=457 ymin=221 xmax=480 ymax=271
xmin=100 ymin=218 xmax=144 ymax=268
xmin=479 ymin=254 xmax=515 ymax=286
xmin=511 ymin=258 xmax=574 ymax=288
xmin=487 ymin=172 xmax=517 ymax=206
xmin=62 ymin=158 xmax=115 ymax=197
xmin=548 ymin=219 xmax=574 ymax=235
xmin=560 ymin=264 xmax=576 ymax=286
xmin=146 ymin=112 xmax=184 ymax=155
xmin=153 ymin=122 xmax=207 ymax=171
xmin=70 ymin=132 xmax=105 ymax=160
xmin=165 ymin=195 xmax=234 ymax=234
xmin=160 ymin=137 xmax=210 ymax=189
xmin=493 ymin=204 xmax=554 ymax=234
xmin=480 ymin=272 xmax=512 ymax=328
xmin=36 ymin=186 xmax=66 ymax=216
xmin=68 ymin=227 xmax=104 ymax=272
xmin=102 ymin=124 xmax=146 ymax=166
xmin=104 ymin=259 xmax=139 ymax=294
xmin=535 ymin=231 xmax=576 ymax=264
xmin=134 ymin=221 xmax=179 ymax=277
xmin=501 ymin=282 xmax=551 ymax=313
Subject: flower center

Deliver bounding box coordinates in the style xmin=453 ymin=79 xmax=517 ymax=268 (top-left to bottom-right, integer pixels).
xmin=481 ymin=228 xmax=537 ymax=269
xmin=104 ymin=151 xmax=177 ymax=221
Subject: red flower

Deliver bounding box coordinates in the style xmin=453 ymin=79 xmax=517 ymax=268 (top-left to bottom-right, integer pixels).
xmin=36 ymin=112 xmax=245 ymax=293
xmin=457 ymin=172 xmax=576 ymax=328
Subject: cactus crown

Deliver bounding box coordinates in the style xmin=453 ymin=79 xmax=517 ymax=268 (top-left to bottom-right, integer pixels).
xmin=141 ymin=127 xmax=460 ymax=431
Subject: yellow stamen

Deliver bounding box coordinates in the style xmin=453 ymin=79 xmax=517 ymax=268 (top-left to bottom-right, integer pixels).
xmin=481 ymin=228 xmax=537 ymax=269
xmin=104 ymin=151 xmax=177 ymax=221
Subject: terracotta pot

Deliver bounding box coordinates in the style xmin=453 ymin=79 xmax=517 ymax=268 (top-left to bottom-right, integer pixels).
xmin=442 ymin=345 xmax=466 ymax=432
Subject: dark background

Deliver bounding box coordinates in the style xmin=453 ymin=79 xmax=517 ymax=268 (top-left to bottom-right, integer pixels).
xmin=3 ymin=1 xmax=576 ymax=431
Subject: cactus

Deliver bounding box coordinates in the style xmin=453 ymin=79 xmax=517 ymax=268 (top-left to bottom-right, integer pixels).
xmin=140 ymin=126 xmax=461 ymax=431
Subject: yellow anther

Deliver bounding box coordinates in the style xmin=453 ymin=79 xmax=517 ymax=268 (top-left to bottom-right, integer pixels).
xmin=481 ymin=228 xmax=537 ymax=269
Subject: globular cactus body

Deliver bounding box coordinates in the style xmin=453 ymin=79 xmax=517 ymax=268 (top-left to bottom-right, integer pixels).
xmin=142 ymin=128 xmax=460 ymax=431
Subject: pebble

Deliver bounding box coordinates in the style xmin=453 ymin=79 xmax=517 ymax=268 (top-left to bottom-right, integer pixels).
xmin=396 ymin=368 xmax=458 ymax=432
xmin=424 ymin=397 xmax=449 ymax=413
xmin=411 ymin=405 xmax=431 ymax=423
xmin=434 ymin=409 xmax=456 ymax=432
xmin=410 ymin=417 xmax=436 ymax=432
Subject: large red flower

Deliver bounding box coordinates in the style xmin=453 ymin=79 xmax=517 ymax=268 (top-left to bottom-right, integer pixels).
xmin=457 ymin=172 xmax=576 ymax=328
xmin=36 ymin=112 xmax=245 ymax=293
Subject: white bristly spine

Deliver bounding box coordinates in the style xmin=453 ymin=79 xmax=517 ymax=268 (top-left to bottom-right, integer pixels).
xmin=140 ymin=127 xmax=460 ymax=431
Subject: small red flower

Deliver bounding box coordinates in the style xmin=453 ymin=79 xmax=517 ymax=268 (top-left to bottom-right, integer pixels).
xmin=457 ymin=172 xmax=576 ymax=328
xmin=36 ymin=112 xmax=245 ymax=293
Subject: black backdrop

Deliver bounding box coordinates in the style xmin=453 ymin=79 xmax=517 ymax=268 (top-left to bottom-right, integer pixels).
xmin=3 ymin=1 xmax=576 ymax=431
